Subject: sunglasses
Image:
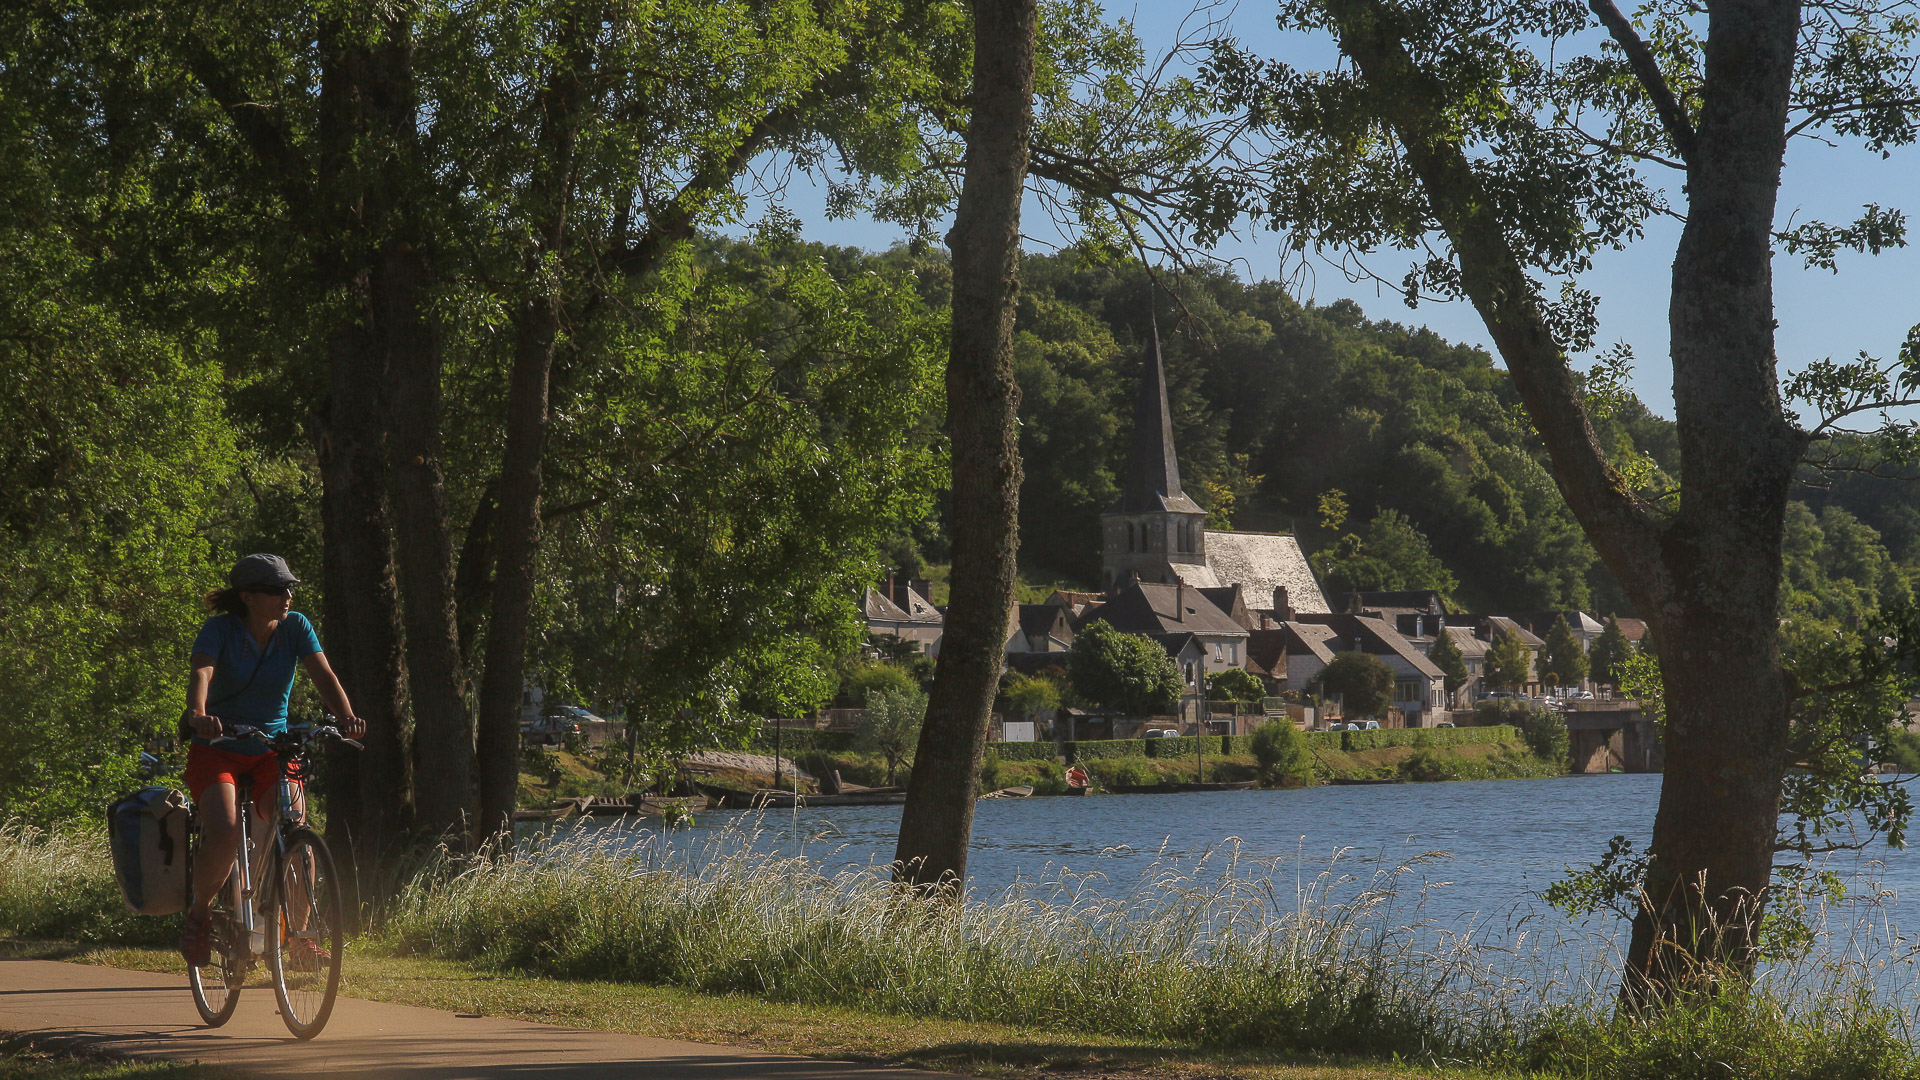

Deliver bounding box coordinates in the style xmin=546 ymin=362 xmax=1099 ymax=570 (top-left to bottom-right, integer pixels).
xmin=245 ymin=586 xmax=294 ymax=597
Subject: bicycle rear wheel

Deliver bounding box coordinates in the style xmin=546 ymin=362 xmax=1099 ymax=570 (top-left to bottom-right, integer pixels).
xmin=266 ymin=827 xmax=343 ymax=1039
xmin=187 ymin=872 xmax=243 ymax=1026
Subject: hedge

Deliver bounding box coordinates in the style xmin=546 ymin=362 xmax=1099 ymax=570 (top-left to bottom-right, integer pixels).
xmin=1310 ymin=724 xmax=1518 ymax=753
xmin=764 ymin=724 xmax=1520 ymax=763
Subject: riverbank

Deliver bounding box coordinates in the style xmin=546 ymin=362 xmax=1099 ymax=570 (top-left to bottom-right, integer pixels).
xmin=6 ymin=820 xmax=1916 ymax=1080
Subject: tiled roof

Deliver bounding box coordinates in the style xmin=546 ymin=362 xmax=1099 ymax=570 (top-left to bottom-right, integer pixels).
xmin=1189 ymin=531 xmax=1330 ymax=613
xmin=1082 ymin=581 xmax=1249 ymax=638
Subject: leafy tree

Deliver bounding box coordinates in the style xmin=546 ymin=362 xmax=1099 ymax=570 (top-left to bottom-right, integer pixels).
xmin=1317 ymin=652 xmax=1394 ymax=719
xmin=1539 ymin=618 xmax=1589 ymax=689
xmin=843 ymin=663 xmax=919 ymax=706
xmin=1217 ymin=0 xmax=1920 ymax=992
xmin=1249 ymin=720 xmax=1316 ymax=786
xmin=1312 ymin=508 xmax=1460 ymax=597
xmin=1476 ymin=699 xmax=1567 ymax=768
xmin=1206 ymin=668 xmax=1266 ymax=702
xmin=1588 ymin=618 xmax=1632 ymax=688
xmin=1482 ymin=631 xmax=1532 ymax=692
xmin=1427 ymin=629 xmax=1470 ymax=699
xmin=1067 ymin=621 xmax=1183 ymax=716
xmin=859 ymin=687 xmax=927 ymax=786
xmin=1001 ymin=671 xmax=1063 ymax=719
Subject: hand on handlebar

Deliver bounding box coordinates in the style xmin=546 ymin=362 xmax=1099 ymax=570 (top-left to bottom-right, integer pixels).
xmin=188 ymin=712 xmax=223 ymax=739
xmin=336 ymin=714 xmax=366 ymax=740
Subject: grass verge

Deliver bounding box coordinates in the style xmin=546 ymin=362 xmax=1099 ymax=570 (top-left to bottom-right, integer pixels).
xmin=0 ymin=1033 xmax=230 ymax=1080
xmin=8 ymin=819 xmax=1920 ymax=1080
xmin=0 ymin=940 xmax=1478 ymax=1080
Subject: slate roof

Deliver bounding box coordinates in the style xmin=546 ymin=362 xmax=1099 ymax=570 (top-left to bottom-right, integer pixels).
xmin=1343 ymin=589 xmax=1450 ymax=615
xmin=865 ymin=586 xmax=942 ymax=625
xmin=1443 ymin=625 xmax=1488 ymax=658
xmin=1246 ymin=623 xmax=1339 ymax=675
xmin=1081 ymin=581 xmax=1249 ymax=638
xmin=1017 ymin=603 xmax=1072 ymax=641
xmin=1107 ymin=312 xmax=1203 ymax=516
xmin=1173 ymin=531 xmax=1330 ymax=613
xmin=1290 ymin=613 xmax=1444 ymax=680
xmin=1614 ymin=617 xmax=1649 ymax=643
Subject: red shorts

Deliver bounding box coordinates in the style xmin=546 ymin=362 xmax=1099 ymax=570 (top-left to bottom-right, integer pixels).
xmin=183 ymin=743 xmax=290 ymax=815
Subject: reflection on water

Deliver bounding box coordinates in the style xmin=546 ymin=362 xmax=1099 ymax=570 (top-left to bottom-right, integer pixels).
xmin=551 ymin=773 xmax=1914 ymax=940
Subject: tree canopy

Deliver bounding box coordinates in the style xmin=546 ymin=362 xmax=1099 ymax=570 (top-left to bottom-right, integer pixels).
xmin=1068 ymin=621 xmax=1183 ymax=716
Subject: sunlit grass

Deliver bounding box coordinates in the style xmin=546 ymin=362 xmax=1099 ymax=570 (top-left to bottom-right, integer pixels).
xmin=9 ymin=817 xmax=1920 ymax=1078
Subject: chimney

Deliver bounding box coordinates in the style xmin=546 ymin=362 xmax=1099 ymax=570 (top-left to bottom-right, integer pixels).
xmin=1176 ymin=581 xmax=1186 ymax=621
xmin=1272 ymin=586 xmax=1292 ymax=622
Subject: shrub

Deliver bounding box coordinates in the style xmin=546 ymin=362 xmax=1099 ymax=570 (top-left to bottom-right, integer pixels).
xmin=979 ymin=750 xmax=1002 ymax=793
xmin=1476 ymin=700 xmax=1567 ymax=768
xmin=1086 ymin=758 xmax=1158 ymax=789
xmin=1250 ymin=721 xmax=1316 ymax=787
xmin=1207 ymin=667 xmax=1266 ymax=702
xmin=1398 ymin=749 xmax=1461 ymax=783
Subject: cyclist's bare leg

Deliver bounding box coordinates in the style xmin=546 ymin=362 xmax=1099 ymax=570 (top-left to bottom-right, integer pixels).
xmin=190 ymin=782 xmax=241 ymax=917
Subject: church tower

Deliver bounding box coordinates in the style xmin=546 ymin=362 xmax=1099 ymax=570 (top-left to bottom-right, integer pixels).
xmin=1101 ymin=313 xmax=1207 ymax=592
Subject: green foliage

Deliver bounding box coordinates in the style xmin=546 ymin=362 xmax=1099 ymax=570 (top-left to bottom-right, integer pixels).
xmin=857 ymin=686 xmax=925 ymax=785
xmin=1206 ymin=667 xmax=1265 ymax=702
xmin=1249 ymin=721 xmax=1316 ymax=786
xmin=1310 ymin=507 xmax=1460 ymax=599
xmin=1483 ymin=630 xmax=1533 ymax=691
xmin=1005 ymin=259 xmax=1632 ymax=607
xmin=1588 ymin=618 xmax=1632 ymax=687
xmin=1427 ymin=629 xmax=1470 ymax=696
xmin=841 ymin=662 xmax=919 ymax=705
xmin=1068 ymin=621 xmax=1183 ymax=716
xmin=1085 ymin=758 xmax=1159 ymax=788
xmin=1539 ymin=617 xmax=1589 ymax=688
xmin=1476 ymin=700 xmax=1567 ymax=768
xmin=1317 ymin=652 xmax=1394 ymax=718
xmin=1397 ymin=749 xmax=1461 ymax=783
xmin=1001 ymin=670 xmax=1064 ymax=717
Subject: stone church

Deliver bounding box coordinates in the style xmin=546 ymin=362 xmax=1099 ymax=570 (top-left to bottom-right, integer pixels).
xmin=1099 ymin=316 xmax=1329 ymax=616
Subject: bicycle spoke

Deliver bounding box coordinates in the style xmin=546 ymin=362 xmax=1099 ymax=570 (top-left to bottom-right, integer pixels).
xmin=268 ymin=829 xmax=342 ymax=1038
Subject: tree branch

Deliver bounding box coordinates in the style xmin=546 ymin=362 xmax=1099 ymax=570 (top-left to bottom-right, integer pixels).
xmin=1325 ymin=0 xmax=1673 ymax=618
xmin=173 ymin=36 xmax=314 ymax=215
xmin=1587 ymin=0 xmax=1697 ymax=166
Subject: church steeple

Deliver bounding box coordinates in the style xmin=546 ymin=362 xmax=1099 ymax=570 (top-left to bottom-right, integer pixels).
xmin=1109 ymin=311 xmax=1202 ymax=515
xmin=1100 ymin=305 xmax=1208 ymax=592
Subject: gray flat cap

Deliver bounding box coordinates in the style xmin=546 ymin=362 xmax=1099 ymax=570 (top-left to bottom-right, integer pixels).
xmin=229 ymin=553 xmax=302 ymax=590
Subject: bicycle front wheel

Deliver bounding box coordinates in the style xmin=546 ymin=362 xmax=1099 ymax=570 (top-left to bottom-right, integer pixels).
xmin=266 ymin=828 xmax=344 ymax=1039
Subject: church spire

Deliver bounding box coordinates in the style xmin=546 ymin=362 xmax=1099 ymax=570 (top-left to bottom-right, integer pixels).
xmin=1109 ymin=308 xmax=1202 ymax=514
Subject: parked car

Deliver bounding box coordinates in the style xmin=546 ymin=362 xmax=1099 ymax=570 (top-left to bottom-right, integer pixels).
xmin=1142 ymin=728 xmax=1180 ymax=739
xmin=1434 ymin=721 xmax=1457 ymax=728
xmin=1356 ymin=720 xmax=1381 ymax=730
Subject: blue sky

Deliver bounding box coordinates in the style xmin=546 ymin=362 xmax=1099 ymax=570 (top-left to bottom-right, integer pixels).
xmin=750 ymin=4 xmax=1918 ymax=419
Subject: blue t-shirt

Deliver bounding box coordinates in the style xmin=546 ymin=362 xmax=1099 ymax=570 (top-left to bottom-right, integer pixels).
xmin=192 ymin=611 xmax=324 ymax=753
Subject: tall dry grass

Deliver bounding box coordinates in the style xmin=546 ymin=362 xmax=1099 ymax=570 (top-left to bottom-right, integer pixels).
xmin=7 ymin=815 xmax=1920 ymax=1077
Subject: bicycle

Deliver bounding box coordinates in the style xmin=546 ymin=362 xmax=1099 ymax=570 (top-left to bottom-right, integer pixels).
xmin=186 ymin=720 xmax=360 ymax=1040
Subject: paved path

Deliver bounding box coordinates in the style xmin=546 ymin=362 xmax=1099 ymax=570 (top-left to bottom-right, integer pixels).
xmin=0 ymin=958 xmax=954 ymax=1080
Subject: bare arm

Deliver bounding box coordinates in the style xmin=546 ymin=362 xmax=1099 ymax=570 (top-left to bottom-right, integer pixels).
xmin=301 ymin=652 xmax=364 ymax=739
xmin=186 ymin=653 xmax=221 ymax=738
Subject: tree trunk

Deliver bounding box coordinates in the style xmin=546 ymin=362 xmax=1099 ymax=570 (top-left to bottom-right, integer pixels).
xmin=1622 ymin=0 xmax=1805 ymax=998
xmin=892 ymin=0 xmax=1036 ymax=892
xmin=381 ymin=242 xmax=475 ymax=844
xmin=477 ymin=294 xmax=560 ymax=839
xmin=475 ymin=16 xmax=589 ymax=841
xmin=1322 ymin=0 xmax=1809 ymax=998
xmin=318 ymin=316 xmax=411 ymax=864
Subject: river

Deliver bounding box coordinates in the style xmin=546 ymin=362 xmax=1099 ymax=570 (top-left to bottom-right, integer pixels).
xmin=560 ymin=772 xmax=1919 ymax=951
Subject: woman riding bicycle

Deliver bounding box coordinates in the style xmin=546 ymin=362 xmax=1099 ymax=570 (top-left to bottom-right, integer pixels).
xmin=180 ymin=553 xmax=364 ymax=967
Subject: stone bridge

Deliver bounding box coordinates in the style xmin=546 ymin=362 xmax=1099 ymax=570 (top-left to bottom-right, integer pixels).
xmin=1560 ymin=700 xmax=1661 ymax=773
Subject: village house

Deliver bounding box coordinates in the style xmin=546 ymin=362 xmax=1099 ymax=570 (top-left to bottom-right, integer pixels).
xmin=1077 ymin=580 xmax=1250 ymax=693
xmin=862 ymin=578 xmax=944 ymax=655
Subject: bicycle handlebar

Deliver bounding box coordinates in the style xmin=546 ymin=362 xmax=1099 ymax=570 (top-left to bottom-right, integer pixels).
xmin=205 ymin=720 xmax=363 ymax=752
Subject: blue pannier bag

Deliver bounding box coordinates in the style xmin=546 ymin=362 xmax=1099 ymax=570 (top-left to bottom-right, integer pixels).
xmin=107 ymin=787 xmax=192 ymax=915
